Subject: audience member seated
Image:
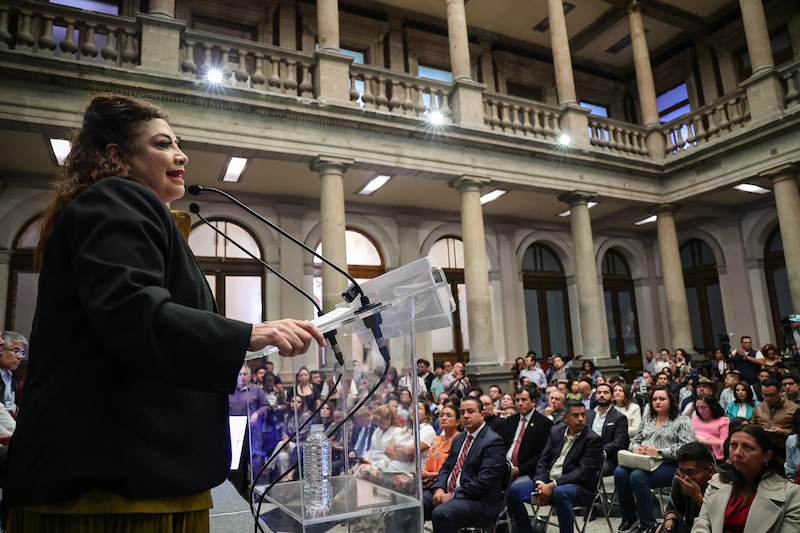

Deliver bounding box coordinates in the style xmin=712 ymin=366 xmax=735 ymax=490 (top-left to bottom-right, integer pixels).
xmin=480 ymin=394 xmax=506 ymax=433
xmin=540 ymin=389 xmax=566 ymax=425
xmin=586 ymin=383 xmax=629 ymax=475
xmin=722 ymin=417 xmax=747 ymax=462
xmin=269 ymin=395 xmax=311 ymax=481
xmin=348 ymin=408 xmax=374 ymax=466
xmin=783 ymin=374 xmax=800 ymax=406
xmin=725 ymin=380 xmax=759 ymax=421
xmin=680 ymin=377 xmax=716 ymax=417
xmin=614 ymin=386 xmax=696 ymax=533
xmin=423 ymin=404 xmax=460 ymax=489
xmin=396 ymin=388 xmax=413 ymax=421
xmin=613 ymin=383 xmax=642 ymax=438
xmin=580 ymin=360 xmax=603 ymax=387
xmin=751 ymin=376 xmax=798 ymax=464
xmin=656 ymin=442 xmax=716 ymax=533
xmin=423 ymin=397 xmax=507 ymax=533
xmin=500 ymin=393 xmax=516 ymax=418
xmin=528 ymin=400 xmax=603 ymax=533
xmin=503 ymin=385 xmax=554 ymax=532
xmin=692 ymin=394 xmax=729 ymax=462
xmin=353 ymin=405 xmax=416 ymax=492
xmin=761 ymin=343 xmax=783 ymax=374
xmin=0 ymin=331 xmax=26 ymax=419
xmin=692 ymin=425 xmax=800 ymax=533
xmin=784 ymin=409 xmax=800 ymax=482
xmin=387 ymin=400 xmax=437 ymax=469
xmin=285 ymin=366 xmax=320 ymax=411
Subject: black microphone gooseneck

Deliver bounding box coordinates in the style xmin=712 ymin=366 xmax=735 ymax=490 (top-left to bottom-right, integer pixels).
xmin=189 ymin=203 xmax=344 ymax=366
xmin=188 ymin=185 xmax=390 ymax=364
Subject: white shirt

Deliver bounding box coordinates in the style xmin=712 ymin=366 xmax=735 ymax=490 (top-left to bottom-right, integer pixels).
xmin=591 ymin=407 xmax=608 ymax=435
xmin=506 ymin=413 xmax=531 ymax=462
xmin=1 ymin=370 xmax=16 ymax=412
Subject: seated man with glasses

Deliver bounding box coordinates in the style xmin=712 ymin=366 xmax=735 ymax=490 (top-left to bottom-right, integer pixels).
xmin=656 ymin=442 xmax=715 ymax=533
xmin=751 ymin=376 xmax=798 ymax=464
xmin=0 ymin=331 xmax=26 ymax=419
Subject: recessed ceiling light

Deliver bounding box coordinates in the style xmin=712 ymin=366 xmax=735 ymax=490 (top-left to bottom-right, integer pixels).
xmin=635 ymin=215 xmax=658 ymax=225
xmin=49 ymin=138 xmax=71 ymax=165
xmin=734 ymin=183 xmax=770 ymax=194
xmin=558 ymin=201 xmax=597 ymax=217
xmin=480 ymin=189 xmax=507 ymax=205
xmin=357 ymin=174 xmax=391 ymax=195
xmin=221 ymin=157 xmax=248 ymax=183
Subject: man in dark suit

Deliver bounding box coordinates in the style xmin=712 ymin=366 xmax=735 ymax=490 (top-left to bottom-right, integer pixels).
xmin=424 ymin=396 xmax=507 ymax=533
xmin=347 ymin=408 xmax=374 ymax=467
xmin=529 ymin=401 xmax=604 ymax=533
xmin=585 ymin=382 xmax=629 ymax=475
xmin=502 ymin=384 xmax=554 ymax=533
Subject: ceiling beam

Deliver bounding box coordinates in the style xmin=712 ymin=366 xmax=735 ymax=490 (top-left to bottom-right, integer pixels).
xmin=596 ymin=0 xmax=704 ymax=32
xmin=569 ymin=7 xmax=626 ymax=53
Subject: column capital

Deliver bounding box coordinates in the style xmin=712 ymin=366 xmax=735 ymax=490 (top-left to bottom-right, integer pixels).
xmin=451 ymin=175 xmax=490 ymax=193
xmin=655 ymin=203 xmax=681 ymax=216
xmin=627 ymin=0 xmax=643 ymax=15
xmin=558 ymin=190 xmax=596 ymax=207
xmin=395 ymin=214 xmax=424 ymax=228
xmin=310 ymin=155 xmax=353 ymax=174
xmin=759 ymin=163 xmax=800 ymax=183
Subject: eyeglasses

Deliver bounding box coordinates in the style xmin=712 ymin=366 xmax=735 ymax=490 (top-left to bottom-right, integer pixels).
xmin=2 ymin=347 xmax=25 ymax=358
xmin=677 ymin=467 xmax=708 ymax=477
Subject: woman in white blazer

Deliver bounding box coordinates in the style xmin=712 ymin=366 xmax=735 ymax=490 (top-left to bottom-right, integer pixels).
xmin=692 ymin=424 xmax=800 ymax=533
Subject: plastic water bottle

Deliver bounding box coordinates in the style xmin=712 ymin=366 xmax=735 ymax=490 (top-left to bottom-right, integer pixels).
xmin=303 ymin=424 xmax=332 ymax=517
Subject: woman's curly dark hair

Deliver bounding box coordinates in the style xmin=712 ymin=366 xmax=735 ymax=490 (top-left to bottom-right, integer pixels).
xmin=37 ymin=94 xmax=167 ymax=263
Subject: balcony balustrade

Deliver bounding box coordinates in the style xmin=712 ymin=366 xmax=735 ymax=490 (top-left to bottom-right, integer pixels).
xmin=1 ymin=0 xmax=800 ymax=167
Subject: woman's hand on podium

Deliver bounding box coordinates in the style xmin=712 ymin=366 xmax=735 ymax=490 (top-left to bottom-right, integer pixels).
xmin=249 ymin=319 xmax=326 ymax=357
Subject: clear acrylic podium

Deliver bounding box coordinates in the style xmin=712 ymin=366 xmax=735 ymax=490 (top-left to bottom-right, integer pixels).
xmin=252 ymin=257 xmax=455 ymax=532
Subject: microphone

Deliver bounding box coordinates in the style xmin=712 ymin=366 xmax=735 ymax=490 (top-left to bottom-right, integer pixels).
xmin=188 ymin=185 xmax=390 ymax=364
xmin=189 ymin=203 xmax=345 ymax=366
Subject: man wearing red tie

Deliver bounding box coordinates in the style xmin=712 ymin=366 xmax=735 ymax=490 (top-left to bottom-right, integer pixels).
xmin=424 ymin=396 xmax=507 ymax=533
xmin=502 ymin=384 xmax=554 ymax=532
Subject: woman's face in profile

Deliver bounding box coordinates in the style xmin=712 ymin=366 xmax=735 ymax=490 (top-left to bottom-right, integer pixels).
xmin=121 ymin=118 xmax=188 ymax=204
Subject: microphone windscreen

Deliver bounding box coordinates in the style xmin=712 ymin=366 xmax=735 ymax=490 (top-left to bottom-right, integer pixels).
xmin=187 ymin=185 xmax=204 ymax=195
xmin=189 ymin=203 xmax=200 ymax=214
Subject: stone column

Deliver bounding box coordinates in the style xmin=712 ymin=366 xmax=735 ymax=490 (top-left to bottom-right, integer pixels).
xmin=479 ymin=40 xmax=496 ymax=91
xmin=452 ymin=176 xmax=497 ymax=366
xmin=695 ymin=39 xmax=719 ymax=103
xmin=149 ymin=0 xmax=175 ymax=17
xmin=766 ymin=166 xmax=800 ymax=312
xmin=713 ymin=44 xmax=739 ymax=95
xmin=387 ymin=18 xmax=406 ymax=71
xmin=311 ymin=156 xmax=352 ymax=312
xmin=317 ymin=0 xmax=338 ymax=51
xmin=547 ymin=0 xmax=577 ymax=106
xmin=559 ymin=192 xmax=605 ymax=358
xmin=0 ymin=250 xmax=10 ymax=329
xmin=444 ymin=0 xmax=486 ymax=126
xmin=656 ymin=205 xmax=695 ymax=351
xmin=137 ymin=14 xmax=183 ymax=74
xmin=739 ymin=0 xmax=785 ymax=120
xmin=627 ymin=1 xmax=659 ymax=127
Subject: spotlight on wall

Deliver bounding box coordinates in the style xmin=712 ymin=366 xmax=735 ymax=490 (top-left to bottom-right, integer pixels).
xmin=558 ymin=133 xmax=572 ymax=146
xmin=426 ymin=109 xmax=446 ymax=125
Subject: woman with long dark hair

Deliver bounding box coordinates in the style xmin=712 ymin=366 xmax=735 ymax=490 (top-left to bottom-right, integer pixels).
xmin=693 ymin=425 xmax=800 ymax=533
xmin=726 ymin=381 xmax=760 ymax=421
xmin=614 ymin=386 xmax=695 ymax=533
xmin=613 ymin=383 xmax=642 ymax=438
xmin=693 ymin=394 xmax=729 ymax=462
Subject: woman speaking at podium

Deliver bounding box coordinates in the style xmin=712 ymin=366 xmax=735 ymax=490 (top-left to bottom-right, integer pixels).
xmin=4 ymin=94 xmax=325 ymax=533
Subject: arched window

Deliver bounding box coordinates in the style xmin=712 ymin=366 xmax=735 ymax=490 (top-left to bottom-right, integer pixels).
xmin=522 ymin=243 xmax=573 ymax=359
xmin=764 ymin=226 xmax=790 ymax=348
xmin=428 ymin=237 xmax=469 ymax=362
xmin=312 ymin=228 xmax=385 ymax=306
xmin=4 ymin=217 xmax=40 ymax=340
xmin=602 ymin=249 xmax=641 ymax=375
xmin=681 ymin=239 xmax=726 ymax=353
xmin=189 ymin=219 xmax=265 ymax=323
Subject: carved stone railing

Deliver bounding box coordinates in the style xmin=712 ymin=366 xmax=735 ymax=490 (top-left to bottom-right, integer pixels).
xmin=0 ymin=0 xmax=139 ymax=66
xmin=588 ymin=116 xmax=649 ymax=157
xmin=482 ymin=92 xmax=562 ymax=141
xmin=181 ymin=29 xmax=314 ymax=97
xmin=348 ymin=63 xmax=451 ymax=117
xmin=661 ymin=90 xmax=750 ymax=158
xmin=780 ymin=59 xmax=800 ymax=108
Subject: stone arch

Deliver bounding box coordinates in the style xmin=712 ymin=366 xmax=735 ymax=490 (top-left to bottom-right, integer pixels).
xmin=420 ymin=223 xmax=498 ymax=271
xmin=515 ymin=231 xmax=575 ymax=276
xmin=595 ymin=237 xmax=648 ymax=281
